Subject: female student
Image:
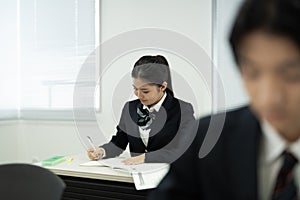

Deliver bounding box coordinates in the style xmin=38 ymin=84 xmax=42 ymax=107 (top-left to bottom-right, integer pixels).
xmin=88 ymin=55 xmax=195 ymax=165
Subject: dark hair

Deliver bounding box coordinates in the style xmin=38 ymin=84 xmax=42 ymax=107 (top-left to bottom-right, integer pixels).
xmin=131 ymin=55 xmax=174 ymax=96
xmin=229 ymin=0 xmax=300 ymax=65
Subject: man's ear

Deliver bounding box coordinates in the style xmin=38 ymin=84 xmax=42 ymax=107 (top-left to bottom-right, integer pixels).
xmin=161 ymin=81 xmax=168 ymax=92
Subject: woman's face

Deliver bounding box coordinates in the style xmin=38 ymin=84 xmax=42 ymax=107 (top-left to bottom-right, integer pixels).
xmin=132 ymin=78 xmax=166 ymax=107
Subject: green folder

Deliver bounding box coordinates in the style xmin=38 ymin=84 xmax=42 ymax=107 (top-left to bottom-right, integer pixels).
xmin=42 ymin=156 xmax=66 ymax=166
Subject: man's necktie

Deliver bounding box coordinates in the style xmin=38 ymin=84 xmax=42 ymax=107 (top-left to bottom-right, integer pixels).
xmin=272 ymin=151 xmax=298 ymax=200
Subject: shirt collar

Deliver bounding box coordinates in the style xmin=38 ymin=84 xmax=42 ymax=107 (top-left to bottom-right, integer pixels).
xmin=143 ymin=92 xmax=167 ymax=112
xmin=262 ymin=120 xmax=300 ymax=163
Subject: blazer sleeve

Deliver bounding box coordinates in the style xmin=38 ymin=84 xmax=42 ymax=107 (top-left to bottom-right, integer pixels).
xmin=101 ymin=102 xmax=130 ymax=158
xmin=144 ymin=101 xmax=197 ymax=163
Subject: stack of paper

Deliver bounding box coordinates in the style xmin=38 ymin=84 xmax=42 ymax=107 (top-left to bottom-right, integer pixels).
xmin=80 ymin=157 xmax=170 ymax=190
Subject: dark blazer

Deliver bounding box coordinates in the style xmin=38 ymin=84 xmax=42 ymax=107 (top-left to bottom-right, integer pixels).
xmin=101 ymin=92 xmax=196 ymax=163
xmin=149 ymin=106 xmax=262 ymax=200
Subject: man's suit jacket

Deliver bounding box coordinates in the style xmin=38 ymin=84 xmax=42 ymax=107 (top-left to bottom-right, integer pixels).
xmin=149 ymin=106 xmax=262 ymax=200
xmin=102 ymin=92 xmax=195 ymax=163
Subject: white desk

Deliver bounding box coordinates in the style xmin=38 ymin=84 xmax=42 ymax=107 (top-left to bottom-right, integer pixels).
xmin=43 ymin=154 xmax=149 ymax=200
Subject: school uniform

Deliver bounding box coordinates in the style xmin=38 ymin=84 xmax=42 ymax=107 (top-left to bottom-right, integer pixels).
xmin=148 ymin=106 xmax=300 ymax=199
xmin=101 ymin=91 xmax=196 ymax=163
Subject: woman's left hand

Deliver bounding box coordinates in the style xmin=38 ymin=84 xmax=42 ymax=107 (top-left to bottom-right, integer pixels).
xmin=122 ymin=154 xmax=145 ymax=165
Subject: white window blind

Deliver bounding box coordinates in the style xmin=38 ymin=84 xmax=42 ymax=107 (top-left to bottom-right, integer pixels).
xmin=0 ymin=0 xmax=97 ymax=120
xmin=0 ymin=0 xmax=19 ymax=119
xmin=21 ymin=0 xmax=96 ymax=108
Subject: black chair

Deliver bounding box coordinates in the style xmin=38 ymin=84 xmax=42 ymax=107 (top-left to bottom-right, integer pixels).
xmin=0 ymin=163 xmax=65 ymax=200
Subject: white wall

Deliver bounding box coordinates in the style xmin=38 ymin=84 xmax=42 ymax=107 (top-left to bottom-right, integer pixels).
xmin=97 ymin=0 xmax=213 ymax=139
xmin=17 ymin=121 xmax=85 ymax=162
xmin=215 ymin=0 xmax=249 ymax=109
xmin=100 ymin=0 xmax=212 ymax=53
xmin=0 ymin=120 xmax=84 ymax=163
xmin=0 ymin=121 xmax=19 ymax=163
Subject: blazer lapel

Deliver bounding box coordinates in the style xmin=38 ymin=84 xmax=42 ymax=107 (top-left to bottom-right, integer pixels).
xmin=147 ymin=93 xmax=175 ymax=148
xmin=130 ymin=101 xmax=148 ymax=149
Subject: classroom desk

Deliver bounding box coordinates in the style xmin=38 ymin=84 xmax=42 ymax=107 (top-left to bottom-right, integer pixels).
xmin=44 ymin=154 xmax=149 ymax=200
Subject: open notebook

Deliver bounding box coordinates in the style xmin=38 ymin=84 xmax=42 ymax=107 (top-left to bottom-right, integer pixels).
xmin=80 ymin=157 xmax=170 ymax=190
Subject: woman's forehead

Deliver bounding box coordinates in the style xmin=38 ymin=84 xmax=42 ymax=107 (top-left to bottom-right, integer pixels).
xmin=132 ymin=78 xmax=154 ymax=89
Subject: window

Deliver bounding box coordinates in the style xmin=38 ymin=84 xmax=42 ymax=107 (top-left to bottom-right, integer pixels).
xmin=0 ymin=0 xmax=98 ymax=120
xmin=0 ymin=0 xmax=19 ymax=119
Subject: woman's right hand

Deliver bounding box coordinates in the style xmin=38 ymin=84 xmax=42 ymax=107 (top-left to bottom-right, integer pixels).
xmin=87 ymin=147 xmax=104 ymax=160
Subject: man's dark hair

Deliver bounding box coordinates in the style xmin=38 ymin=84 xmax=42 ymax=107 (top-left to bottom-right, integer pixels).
xmin=229 ymin=0 xmax=300 ymax=65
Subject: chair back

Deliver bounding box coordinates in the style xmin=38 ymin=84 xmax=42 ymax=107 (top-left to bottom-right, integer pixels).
xmin=0 ymin=163 xmax=65 ymax=200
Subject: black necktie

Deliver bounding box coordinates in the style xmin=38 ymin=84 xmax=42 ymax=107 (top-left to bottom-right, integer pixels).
xmin=272 ymin=151 xmax=298 ymax=200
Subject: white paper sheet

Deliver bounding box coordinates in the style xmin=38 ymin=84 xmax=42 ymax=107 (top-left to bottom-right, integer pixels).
xmin=79 ymin=160 xmax=105 ymax=167
xmin=80 ymin=157 xmax=170 ymax=190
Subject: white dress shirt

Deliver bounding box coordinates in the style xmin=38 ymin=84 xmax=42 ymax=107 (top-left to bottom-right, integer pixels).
xmin=259 ymin=120 xmax=300 ymax=200
xmin=139 ymin=92 xmax=167 ymax=147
